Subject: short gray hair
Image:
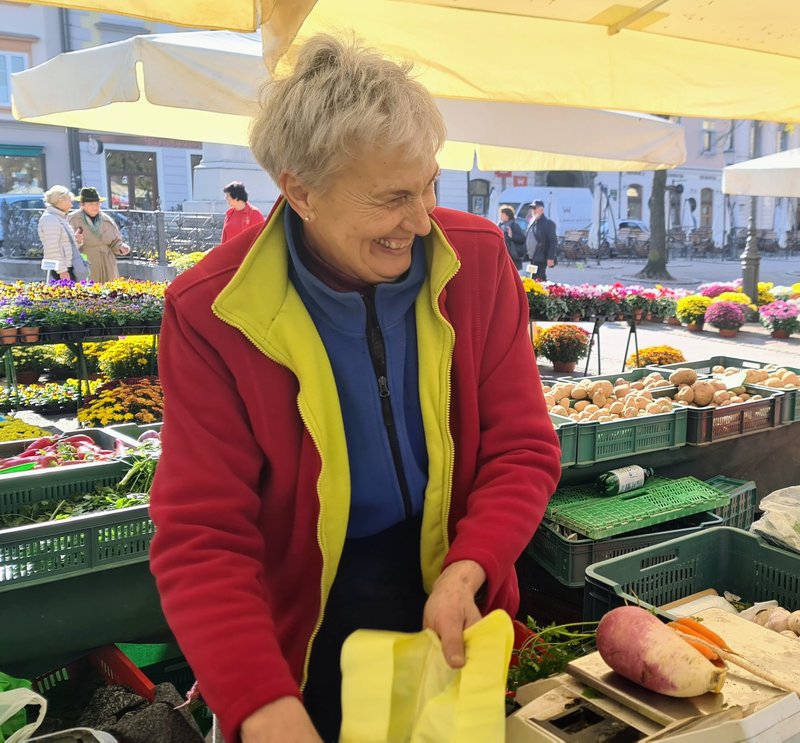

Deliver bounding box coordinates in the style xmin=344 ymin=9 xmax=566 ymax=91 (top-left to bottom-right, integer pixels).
xmin=249 ymin=34 xmax=446 ymax=191
xmin=44 ymin=185 xmax=75 ymax=206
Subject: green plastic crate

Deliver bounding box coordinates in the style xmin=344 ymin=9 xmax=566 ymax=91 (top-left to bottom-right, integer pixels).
xmin=574 ymin=404 xmax=687 ymax=466
xmin=583 ymin=527 xmax=800 ymax=621
xmin=104 ymin=422 xmax=163 ymax=445
xmin=527 ymin=510 xmax=723 ymax=587
xmin=549 ymin=413 xmax=577 ymax=468
xmin=0 ymin=504 xmax=153 ymax=590
xmin=0 ymin=429 xmax=131 ymax=515
xmin=545 ymin=477 xmax=671 ymax=520
xmin=549 ymin=477 xmax=729 ymax=540
xmin=558 ymin=368 xmax=670 ymax=384
xmin=704 ymin=475 xmax=758 ymax=530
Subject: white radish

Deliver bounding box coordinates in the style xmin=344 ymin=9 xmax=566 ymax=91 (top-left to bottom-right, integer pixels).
xmin=596 ymin=606 xmax=726 ymax=697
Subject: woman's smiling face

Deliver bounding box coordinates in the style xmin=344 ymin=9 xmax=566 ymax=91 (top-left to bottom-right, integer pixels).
xmin=291 ymin=146 xmax=440 ymax=284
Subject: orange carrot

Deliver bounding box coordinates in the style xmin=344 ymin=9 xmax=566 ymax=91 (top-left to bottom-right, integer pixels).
xmin=679 ymin=636 xmax=720 ymax=661
xmin=675 ymin=617 xmax=732 ymax=651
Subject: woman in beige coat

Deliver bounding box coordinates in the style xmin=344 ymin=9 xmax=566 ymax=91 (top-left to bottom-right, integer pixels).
xmin=68 ymin=187 xmax=130 ymax=282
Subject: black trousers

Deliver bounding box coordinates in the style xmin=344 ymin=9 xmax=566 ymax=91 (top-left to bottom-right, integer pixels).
xmin=303 ymin=516 xmax=427 ymax=742
xmin=532 ymin=263 xmax=548 ymax=281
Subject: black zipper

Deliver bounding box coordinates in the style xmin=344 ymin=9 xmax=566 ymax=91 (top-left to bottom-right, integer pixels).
xmin=362 ymin=289 xmax=413 ymax=519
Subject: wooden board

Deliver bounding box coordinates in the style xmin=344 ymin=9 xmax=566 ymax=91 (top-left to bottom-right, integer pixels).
xmin=566 ymin=608 xmax=800 ymax=726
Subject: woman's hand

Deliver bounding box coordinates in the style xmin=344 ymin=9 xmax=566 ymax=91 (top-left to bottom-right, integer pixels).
xmin=240 ymin=696 xmax=322 ymax=743
xmin=423 ymin=559 xmax=486 ymax=668
xmin=58 ymin=271 xmax=71 ymax=280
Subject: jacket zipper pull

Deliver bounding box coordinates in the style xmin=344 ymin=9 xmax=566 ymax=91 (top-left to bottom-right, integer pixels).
xmin=378 ymin=375 xmax=390 ymax=398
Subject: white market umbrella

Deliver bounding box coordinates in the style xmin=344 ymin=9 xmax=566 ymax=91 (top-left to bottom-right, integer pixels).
xmin=11 ymin=31 xmax=686 ymax=171
xmin=723 ymin=148 xmax=800 ymax=199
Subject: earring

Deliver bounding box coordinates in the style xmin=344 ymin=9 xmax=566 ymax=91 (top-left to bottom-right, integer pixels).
xmin=304 ymin=215 xmax=311 ymax=222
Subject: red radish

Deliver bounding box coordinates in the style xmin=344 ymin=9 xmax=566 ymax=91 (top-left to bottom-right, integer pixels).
xmin=596 ymin=606 xmax=727 ymax=697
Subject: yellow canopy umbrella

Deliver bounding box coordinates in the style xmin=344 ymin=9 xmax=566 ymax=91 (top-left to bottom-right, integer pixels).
xmin=263 ymin=0 xmax=800 ymax=123
xmin=11 ymin=31 xmax=686 ymax=171
xmin=7 ymin=0 xmax=797 ymax=121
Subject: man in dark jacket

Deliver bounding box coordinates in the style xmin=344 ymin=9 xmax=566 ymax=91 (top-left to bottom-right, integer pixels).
xmin=498 ymin=205 xmax=526 ymax=270
xmin=525 ymin=200 xmax=558 ymax=281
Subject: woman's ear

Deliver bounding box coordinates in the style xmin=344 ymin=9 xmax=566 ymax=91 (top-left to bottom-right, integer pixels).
xmin=279 ymin=171 xmax=315 ymax=221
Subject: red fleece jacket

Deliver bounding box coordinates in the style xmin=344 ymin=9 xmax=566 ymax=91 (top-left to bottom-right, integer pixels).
xmin=148 ymin=206 xmax=561 ymax=742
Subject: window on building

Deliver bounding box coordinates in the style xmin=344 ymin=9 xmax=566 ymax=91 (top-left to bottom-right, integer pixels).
xmin=725 ymin=123 xmax=736 ymax=152
xmin=778 ymin=124 xmax=790 ymax=152
xmin=0 ymin=51 xmax=28 ymax=107
xmin=0 ymin=145 xmax=45 ymax=195
xmin=701 ymin=121 xmax=715 ymax=154
xmin=468 ymin=178 xmax=490 ymax=217
xmin=106 ymin=150 xmax=158 ymax=210
xmin=626 ymin=184 xmax=642 ymax=220
xmin=188 ymin=152 xmax=203 ymax=199
xmin=700 ymin=188 xmax=713 ymax=229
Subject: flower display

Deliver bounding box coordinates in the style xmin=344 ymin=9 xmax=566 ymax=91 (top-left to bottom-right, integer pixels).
xmin=167 ymin=250 xmax=210 ymax=275
xmin=0 ymin=417 xmax=51 ymax=442
xmin=755 ymin=282 xmax=776 ymax=306
xmin=675 ymin=295 xmax=713 ymax=325
xmin=78 ymin=376 xmax=164 ymax=427
xmin=0 ymin=380 xmax=82 ymax=414
xmin=97 ymin=336 xmax=159 ymax=380
xmin=533 ymin=324 xmax=591 ymax=364
xmin=625 ymin=345 xmax=686 ymax=369
xmin=715 ymin=291 xmax=755 ymax=309
xmin=704 ymin=300 xmax=746 ymax=331
xmin=697 ymin=282 xmax=737 ymax=298
xmin=8 ymin=346 xmax=50 ymax=374
xmin=759 ymin=301 xmax=800 ymax=335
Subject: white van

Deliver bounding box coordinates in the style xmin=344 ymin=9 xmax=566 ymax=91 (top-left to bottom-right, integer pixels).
xmin=489 ymin=186 xmax=594 ymax=235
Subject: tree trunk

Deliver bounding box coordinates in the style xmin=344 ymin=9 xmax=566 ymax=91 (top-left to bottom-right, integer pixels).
xmin=636 ymin=169 xmax=674 ymax=280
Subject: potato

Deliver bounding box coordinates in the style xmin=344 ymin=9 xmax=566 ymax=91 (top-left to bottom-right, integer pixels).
xmin=637 ymin=390 xmax=653 ymax=400
xmin=609 ymin=401 xmax=624 ymax=415
xmin=573 ymin=399 xmax=590 ymax=412
xmin=559 ymin=397 xmax=571 ymax=409
xmin=669 ymin=368 xmax=698 ymax=386
xmin=592 ymin=392 xmax=608 ymax=408
xmin=781 ymin=372 xmax=800 ymax=386
xmin=614 ymin=385 xmax=631 ymax=399
xmin=630 ymin=381 xmax=645 ymax=390
xmin=739 ymin=393 xmax=750 ymax=402
xmin=635 ymin=397 xmax=650 ymax=410
xmin=645 ymin=402 xmax=662 ymax=414
xmin=596 ymin=606 xmax=726 ymax=697
xmin=710 ymin=379 xmax=727 ymax=392
xmin=623 ymin=406 xmax=638 ymax=418
xmin=674 ymin=386 xmax=695 ymax=404
xmin=712 ymin=365 xmax=725 ymax=373
xmin=729 ymin=396 xmax=743 ymax=404
xmin=550 ymin=405 xmax=569 ymax=417
xmin=764 ymin=378 xmax=784 ymax=388
xmin=691 ymin=380 xmax=715 ymax=407
xmin=712 ymin=390 xmax=731 ymax=405
xmin=571 ymin=387 xmax=589 ymax=400
xmin=766 ymin=608 xmax=792 ymax=633
xmin=543 ymin=394 xmax=556 ymax=407
xmin=583 ymin=404 xmax=599 ymax=415
xmin=788 ymin=611 xmax=800 ymax=635
xmin=754 ymin=607 xmax=781 ymax=627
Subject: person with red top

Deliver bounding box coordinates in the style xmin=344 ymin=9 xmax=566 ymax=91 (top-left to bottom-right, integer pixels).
xmin=221 ymin=180 xmax=265 ymax=242
xmin=148 ymin=34 xmax=560 ymax=743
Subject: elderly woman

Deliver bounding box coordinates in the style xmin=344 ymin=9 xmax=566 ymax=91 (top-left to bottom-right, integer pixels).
xmin=149 ymin=35 xmax=560 ymax=743
xmin=68 ymin=187 xmax=130 ymax=282
xmin=37 ymin=185 xmax=89 ymax=282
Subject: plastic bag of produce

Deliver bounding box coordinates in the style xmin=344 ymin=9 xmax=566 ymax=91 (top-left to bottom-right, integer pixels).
xmin=750 ymin=486 xmax=800 ymax=553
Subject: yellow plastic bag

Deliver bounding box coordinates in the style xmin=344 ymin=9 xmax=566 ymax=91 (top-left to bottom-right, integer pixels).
xmin=340 ymin=609 xmax=513 ymax=742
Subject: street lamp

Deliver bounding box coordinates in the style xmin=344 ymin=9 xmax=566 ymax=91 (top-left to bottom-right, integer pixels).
xmin=741 ymin=122 xmax=761 ymax=302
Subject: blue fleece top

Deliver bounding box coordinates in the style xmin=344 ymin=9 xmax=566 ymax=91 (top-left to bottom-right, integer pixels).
xmin=284 ymin=207 xmax=429 ymax=537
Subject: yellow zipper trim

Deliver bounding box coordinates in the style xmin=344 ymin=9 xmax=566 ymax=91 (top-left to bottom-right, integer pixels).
xmin=209 ymin=203 xmax=349 ymax=691
xmin=416 ymin=221 xmax=461 ymax=592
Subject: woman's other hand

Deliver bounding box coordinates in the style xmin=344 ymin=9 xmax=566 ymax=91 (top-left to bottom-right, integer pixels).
xmin=241 ymin=696 xmax=323 ymax=743
xmin=423 ymin=559 xmax=485 ymax=668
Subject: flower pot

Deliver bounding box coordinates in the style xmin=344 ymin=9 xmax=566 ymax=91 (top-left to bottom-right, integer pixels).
xmin=571 ymin=313 xmax=582 ymax=321
xmin=686 ymin=322 xmax=704 ymax=332
xmin=667 ymin=317 xmax=682 ymax=326
xmin=718 ymin=328 xmax=739 ymax=338
xmin=633 ymin=309 xmax=644 ymax=321
xmin=771 ymin=329 xmax=790 ymax=339
xmin=0 ymin=328 xmax=17 ymax=345
xmin=15 ymin=370 xmax=41 ymax=385
xmin=18 ymin=326 xmax=40 ymax=343
xmin=552 ymin=361 xmax=577 ymax=373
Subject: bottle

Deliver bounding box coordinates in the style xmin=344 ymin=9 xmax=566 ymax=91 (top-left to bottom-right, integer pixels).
xmin=596 ymin=465 xmax=654 ymax=496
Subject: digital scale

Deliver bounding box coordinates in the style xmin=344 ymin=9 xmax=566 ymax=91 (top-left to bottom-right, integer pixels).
xmin=508 ymin=609 xmax=800 ymax=742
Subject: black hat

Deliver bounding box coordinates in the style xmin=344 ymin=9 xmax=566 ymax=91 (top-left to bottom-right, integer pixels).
xmin=530 ymin=200 xmax=545 ymax=208
xmin=79 ymin=187 xmax=106 ymax=203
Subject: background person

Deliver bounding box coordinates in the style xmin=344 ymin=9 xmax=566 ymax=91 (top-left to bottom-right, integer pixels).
xmin=68 ymin=187 xmax=130 ymax=282
xmin=498 ymin=205 xmax=526 ymax=270
xmin=149 ymin=35 xmax=560 ymax=743
xmin=38 ymin=185 xmax=88 ymax=282
xmin=221 ymin=181 xmax=265 ymax=242
xmin=526 ymin=199 xmax=558 ymax=281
